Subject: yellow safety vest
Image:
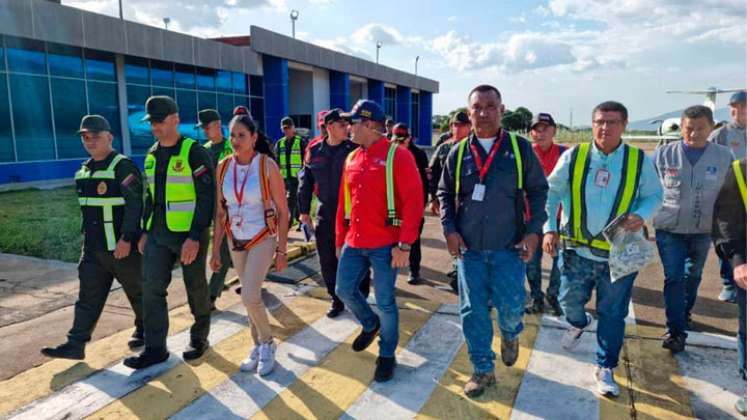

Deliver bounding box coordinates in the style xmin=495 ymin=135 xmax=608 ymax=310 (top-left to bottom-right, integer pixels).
xmin=277 ymin=135 xmax=303 ymax=179
xmin=75 ymin=154 xmax=127 ymax=251
xmin=144 ymin=138 xmax=197 ymax=232
xmin=560 ymin=142 xmax=643 ymax=253
xmin=733 ymin=160 xmax=747 ymax=212
xmin=343 ymin=142 xmax=401 ymax=227
xmin=203 ymin=138 xmax=233 ymax=162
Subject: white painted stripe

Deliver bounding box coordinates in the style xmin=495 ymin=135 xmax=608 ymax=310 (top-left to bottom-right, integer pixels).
xmin=4 ymin=287 xmax=303 ymax=420
xmin=341 ymin=304 xmax=462 ymax=420
xmin=171 ymin=311 xmax=361 ymax=420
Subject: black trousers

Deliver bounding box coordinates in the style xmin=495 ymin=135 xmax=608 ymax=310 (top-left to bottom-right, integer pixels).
xmin=315 ymin=219 xmax=370 ymax=308
xmin=409 ymin=219 xmax=425 ymax=278
xmin=68 ymin=249 xmax=144 ymax=346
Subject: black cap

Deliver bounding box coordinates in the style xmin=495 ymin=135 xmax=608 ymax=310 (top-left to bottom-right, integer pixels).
xmin=77 ymin=115 xmax=111 ymax=134
xmin=142 ymin=96 xmax=178 ymax=123
xmin=280 ymin=116 xmax=295 ymax=128
xmin=531 ymin=112 xmax=556 ymax=129
xmin=196 ymin=109 xmax=221 ymax=128
xmin=450 ymin=111 xmax=469 ymax=125
xmin=392 ymin=122 xmax=410 ymax=140
xmin=324 ymin=108 xmax=346 ymax=126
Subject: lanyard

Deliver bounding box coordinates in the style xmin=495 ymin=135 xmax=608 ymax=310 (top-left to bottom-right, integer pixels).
xmin=233 ymin=158 xmax=251 ymax=208
xmin=470 ymin=130 xmax=504 ymax=182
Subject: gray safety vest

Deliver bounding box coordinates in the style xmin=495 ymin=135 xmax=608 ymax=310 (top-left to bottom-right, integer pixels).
xmin=709 ymin=122 xmax=747 ymax=159
xmin=653 ymin=141 xmax=734 ymax=234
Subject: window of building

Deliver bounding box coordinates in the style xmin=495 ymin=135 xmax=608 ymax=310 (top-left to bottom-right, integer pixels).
xmin=150 ymin=60 xmax=174 ymax=88
xmin=0 ymin=38 xmax=5 ymax=72
xmin=384 ymin=87 xmax=396 ymax=120
xmin=84 ymin=50 xmax=116 ymax=82
xmin=47 ymin=44 xmax=83 ymax=79
xmin=0 ymin=75 xmax=14 ymax=163
xmin=233 ymin=72 xmax=247 ymax=95
xmin=124 ymin=56 xmax=149 ymax=85
xmin=51 ymin=78 xmax=87 ymax=159
xmin=216 ymin=70 xmax=232 ymax=93
xmin=250 ymin=97 xmax=264 ymax=130
xmin=196 ymin=67 xmax=215 ymax=91
xmin=411 ymin=91 xmax=420 ymax=139
xmin=198 ymin=91 xmax=216 ymax=111
xmin=175 ymin=64 xmax=195 ymax=89
xmin=249 ymin=75 xmax=263 ymax=97
xmin=87 ymin=81 xmax=122 ymax=150
xmin=126 ymin=84 xmax=152 ymax=154
xmin=217 ymin=94 xmax=234 ymax=123
xmin=175 ymin=89 xmax=199 ymax=140
xmin=9 ymin=74 xmax=54 ymax=161
xmin=6 ymin=37 xmax=46 ymax=75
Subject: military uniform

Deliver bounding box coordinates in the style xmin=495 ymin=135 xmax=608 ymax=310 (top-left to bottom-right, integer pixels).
xmin=274 ymin=118 xmax=307 ymax=227
xmin=42 ymin=115 xmax=144 ymax=360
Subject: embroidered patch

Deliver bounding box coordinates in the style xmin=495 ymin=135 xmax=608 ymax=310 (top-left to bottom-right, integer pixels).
xmin=173 ymin=160 xmax=184 ymax=172
xmin=97 ymin=181 xmax=107 ymax=195
xmin=121 ymin=174 xmax=136 ymax=188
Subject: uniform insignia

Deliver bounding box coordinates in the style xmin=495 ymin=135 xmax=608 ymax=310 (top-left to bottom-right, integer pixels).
xmin=706 ymin=166 xmax=718 ymax=176
xmin=121 ymin=174 xmax=136 ymax=188
xmin=97 ymin=181 xmax=107 ymax=195
xmin=173 ymin=160 xmax=184 ymax=172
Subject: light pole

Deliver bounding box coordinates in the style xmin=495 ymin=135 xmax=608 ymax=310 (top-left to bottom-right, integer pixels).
xmin=376 ymin=41 xmax=382 ymax=64
xmin=163 ymin=17 xmax=170 ymax=30
xmin=118 ymin=0 xmax=123 ymax=19
xmin=415 ymin=56 xmax=419 ymax=75
xmin=290 ymin=10 xmax=299 ymax=38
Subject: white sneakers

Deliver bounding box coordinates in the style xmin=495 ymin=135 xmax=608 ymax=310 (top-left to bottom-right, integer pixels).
xmin=594 ymin=367 xmax=620 ymax=397
xmin=240 ymin=340 xmax=276 ymax=376
xmin=561 ymin=312 xmax=594 ymax=351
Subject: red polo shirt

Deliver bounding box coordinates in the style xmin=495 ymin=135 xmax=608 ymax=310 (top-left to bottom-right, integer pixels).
xmin=335 ymin=137 xmax=423 ymax=248
xmin=532 ymin=142 xmax=566 ymax=176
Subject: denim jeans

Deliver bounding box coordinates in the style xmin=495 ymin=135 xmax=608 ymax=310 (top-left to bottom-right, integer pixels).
xmin=526 ymin=247 xmax=561 ymax=301
xmin=654 ymin=230 xmax=712 ymax=335
xmin=722 ymin=257 xmax=736 ymax=287
xmin=457 ymin=249 xmax=526 ymax=374
xmin=336 ymin=244 xmax=399 ymax=358
xmin=739 ymin=287 xmax=747 ymax=380
xmin=559 ymin=250 xmax=637 ymax=369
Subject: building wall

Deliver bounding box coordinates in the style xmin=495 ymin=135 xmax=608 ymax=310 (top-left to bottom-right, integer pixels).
xmin=288 ymin=68 xmax=313 ymax=131
xmin=312 ymin=67 xmax=330 ymax=136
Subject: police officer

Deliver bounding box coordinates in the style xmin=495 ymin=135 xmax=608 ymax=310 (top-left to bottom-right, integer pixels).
xmin=124 ymin=96 xmax=215 ymax=369
xmin=41 ymin=115 xmax=145 ymax=360
xmin=196 ymin=109 xmax=232 ymax=310
xmin=274 ymin=117 xmax=307 ymax=229
xmin=298 ymin=109 xmax=370 ymax=318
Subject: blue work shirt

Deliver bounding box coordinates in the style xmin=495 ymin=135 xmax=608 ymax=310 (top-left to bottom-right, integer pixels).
xmin=544 ymin=141 xmax=663 ymax=262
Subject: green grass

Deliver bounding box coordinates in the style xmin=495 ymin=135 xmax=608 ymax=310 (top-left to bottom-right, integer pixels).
xmin=0 ymin=186 xmax=82 ymax=262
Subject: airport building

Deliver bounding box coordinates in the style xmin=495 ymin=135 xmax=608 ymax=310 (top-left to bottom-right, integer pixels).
xmin=0 ymin=0 xmax=438 ymax=185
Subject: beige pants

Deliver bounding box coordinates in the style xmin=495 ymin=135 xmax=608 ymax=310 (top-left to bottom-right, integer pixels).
xmin=229 ymin=236 xmax=277 ymax=345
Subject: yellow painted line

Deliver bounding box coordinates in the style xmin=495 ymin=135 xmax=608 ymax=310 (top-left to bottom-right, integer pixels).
xmin=416 ymin=313 xmax=542 ymax=420
xmin=251 ymin=299 xmax=440 ymax=420
xmin=86 ymin=295 xmax=329 ymax=420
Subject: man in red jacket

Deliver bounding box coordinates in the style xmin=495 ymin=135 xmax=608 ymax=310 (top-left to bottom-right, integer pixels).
xmin=335 ymin=99 xmax=423 ymax=383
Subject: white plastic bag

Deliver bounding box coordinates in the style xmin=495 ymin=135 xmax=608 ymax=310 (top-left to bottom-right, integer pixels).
xmin=603 ymin=214 xmax=657 ymax=282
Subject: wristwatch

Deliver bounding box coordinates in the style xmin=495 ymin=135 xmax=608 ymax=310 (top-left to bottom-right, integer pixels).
xmin=397 ymin=242 xmax=411 ymax=252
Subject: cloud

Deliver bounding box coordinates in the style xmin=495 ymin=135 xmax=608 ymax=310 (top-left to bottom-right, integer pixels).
xmin=312 ymin=37 xmax=372 ymax=60
xmin=447 ymin=15 xmax=458 ymax=22
xmin=349 ymin=23 xmax=420 ymax=47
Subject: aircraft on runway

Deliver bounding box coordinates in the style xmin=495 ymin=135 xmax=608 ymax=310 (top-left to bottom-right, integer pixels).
xmin=666 ymin=86 xmax=746 ymax=111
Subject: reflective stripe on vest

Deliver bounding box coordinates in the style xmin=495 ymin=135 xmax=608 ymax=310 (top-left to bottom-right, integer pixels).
xmin=203 ymin=139 xmax=233 ymax=162
xmin=76 ymin=154 xmax=127 ymax=251
xmin=144 ymin=138 xmax=197 ymax=232
xmin=733 ymin=160 xmax=747 ymax=212
xmin=278 ymin=136 xmax=303 ymax=178
xmin=343 ymin=142 xmax=401 ymax=227
xmin=561 ymin=143 xmax=643 ymax=253
xmin=455 ymin=132 xmax=523 ymax=206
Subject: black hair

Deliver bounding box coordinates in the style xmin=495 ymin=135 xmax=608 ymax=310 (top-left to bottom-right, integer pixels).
xmin=592 ymin=101 xmax=628 ymax=122
xmin=468 ymin=84 xmax=502 ymax=102
xmin=229 ymin=113 xmax=274 ymax=157
xmin=682 ymin=105 xmax=714 ymax=124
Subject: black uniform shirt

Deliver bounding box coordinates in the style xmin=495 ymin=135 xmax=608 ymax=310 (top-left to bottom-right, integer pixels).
xmin=407 ymin=141 xmax=430 ymax=206
xmin=298 ymin=138 xmax=358 ymax=222
xmin=713 ymin=158 xmax=747 ymax=267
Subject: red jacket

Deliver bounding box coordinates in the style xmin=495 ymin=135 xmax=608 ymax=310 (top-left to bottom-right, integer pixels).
xmin=532 ymin=142 xmax=567 ymax=177
xmin=335 ymin=137 xmax=423 ymax=248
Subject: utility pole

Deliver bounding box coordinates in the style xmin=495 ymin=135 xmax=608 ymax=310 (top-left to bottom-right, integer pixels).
xmin=118 ymin=0 xmax=123 ymax=19
xmin=415 ymin=56 xmax=419 ymax=75
xmin=290 ymin=10 xmax=299 ymax=38
xmin=376 ymin=41 xmax=382 ymax=64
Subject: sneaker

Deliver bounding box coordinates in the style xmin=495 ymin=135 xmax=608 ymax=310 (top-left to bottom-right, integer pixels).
xmin=546 ymin=295 xmax=563 ymax=316
xmin=662 ymin=332 xmax=686 ymax=353
xmin=594 ymin=367 xmax=620 ymax=397
xmin=257 ymin=341 xmax=277 ymax=376
xmin=719 ymin=284 xmax=738 ymax=303
xmin=463 ymin=372 xmax=496 ymax=398
xmin=352 ymin=317 xmax=380 ymax=352
xmin=562 ymin=312 xmax=594 ymax=351
xmin=524 ymin=298 xmax=544 ymax=314
xmin=501 ymin=338 xmax=519 ymax=367
xmin=240 ymin=345 xmax=261 ymax=372
xmin=373 ymin=356 xmax=396 ymax=382
xmin=40 ymin=342 xmax=85 ymax=360
xmin=735 ymin=393 xmax=747 ymax=416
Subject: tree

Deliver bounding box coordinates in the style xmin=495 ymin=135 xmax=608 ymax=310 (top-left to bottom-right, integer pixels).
xmin=501 ymin=107 xmax=533 ymax=132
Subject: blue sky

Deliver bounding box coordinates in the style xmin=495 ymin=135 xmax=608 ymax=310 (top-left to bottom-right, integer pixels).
xmin=64 ymin=0 xmax=746 ymax=125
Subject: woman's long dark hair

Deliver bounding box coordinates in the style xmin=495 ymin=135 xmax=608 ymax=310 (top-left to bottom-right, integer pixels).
xmin=229 ymin=107 xmax=274 ymax=159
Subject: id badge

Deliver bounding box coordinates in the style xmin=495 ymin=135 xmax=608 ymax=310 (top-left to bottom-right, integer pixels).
xmin=472 ymin=183 xmax=486 ymax=202
xmin=594 ymin=169 xmax=610 ymax=187
xmin=231 ymin=215 xmax=243 ymax=228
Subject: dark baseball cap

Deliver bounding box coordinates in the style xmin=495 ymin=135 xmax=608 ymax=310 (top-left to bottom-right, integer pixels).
xmin=77 ymin=114 xmax=111 ymax=134
xmin=196 ymin=109 xmax=221 ymax=128
xmin=142 ymin=96 xmax=178 ymax=123
xmin=730 ymin=91 xmax=747 ymax=105
xmin=392 ymin=123 xmax=410 ymax=140
xmin=531 ymin=112 xmax=556 ymax=129
xmin=342 ymin=99 xmax=386 ymax=123
xmin=324 ymin=108 xmax=347 ymax=126
xmin=450 ymin=111 xmax=469 ymax=125
xmin=280 ymin=116 xmax=295 ymax=128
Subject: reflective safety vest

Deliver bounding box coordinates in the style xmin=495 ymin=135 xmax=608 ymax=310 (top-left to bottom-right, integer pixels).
xmin=733 ymin=160 xmax=747 ymax=212
xmin=203 ymin=138 xmax=233 ymax=162
xmin=144 ymin=138 xmax=197 ymax=232
xmin=343 ymin=142 xmax=401 ymax=227
xmin=454 ymin=132 xmax=524 ymax=205
xmin=277 ymin=135 xmax=303 ymax=179
xmin=75 ymin=154 xmax=127 ymax=251
xmin=560 ymin=143 xmax=643 ymax=254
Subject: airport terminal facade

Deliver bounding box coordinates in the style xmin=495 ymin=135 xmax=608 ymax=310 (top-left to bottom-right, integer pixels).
xmin=0 ymin=0 xmax=438 ymax=185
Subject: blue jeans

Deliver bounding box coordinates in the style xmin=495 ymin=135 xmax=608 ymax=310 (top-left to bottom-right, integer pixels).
xmin=526 ymin=247 xmax=560 ymax=300
xmin=336 ymin=244 xmax=399 ymax=358
xmin=722 ymin=258 xmax=735 ymax=287
xmin=559 ymin=250 xmax=637 ymax=369
xmin=457 ymin=249 xmax=526 ymax=374
xmin=655 ymin=230 xmax=712 ymax=335
xmin=739 ymin=287 xmax=747 ymax=380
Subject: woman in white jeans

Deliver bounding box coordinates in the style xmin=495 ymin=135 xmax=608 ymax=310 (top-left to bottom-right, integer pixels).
xmin=210 ymin=109 xmax=289 ymax=376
